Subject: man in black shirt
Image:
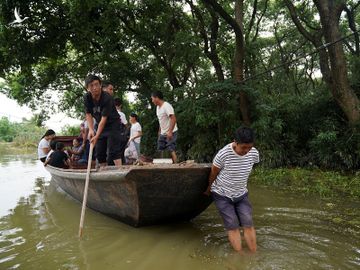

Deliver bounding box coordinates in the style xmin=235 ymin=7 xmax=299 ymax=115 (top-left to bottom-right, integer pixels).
xmin=84 ymin=74 xmax=126 ymax=167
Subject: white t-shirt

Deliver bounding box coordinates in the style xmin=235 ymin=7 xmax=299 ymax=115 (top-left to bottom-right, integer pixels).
xmin=37 ymin=138 xmax=50 ymax=159
xmin=130 ymin=122 xmax=142 ymax=143
xmin=118 ymin=111 xmax=128 ymax=125
xmin=156 ymin=101 xmax=178 ymax=135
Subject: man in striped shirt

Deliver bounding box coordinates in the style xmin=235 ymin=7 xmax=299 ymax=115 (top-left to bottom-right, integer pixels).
xmin=205 ymin=127 xmax=259 ymax=253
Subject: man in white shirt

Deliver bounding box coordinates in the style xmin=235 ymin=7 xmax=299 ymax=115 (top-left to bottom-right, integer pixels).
xmin=151 ymin=91 xmax=178 ymax=163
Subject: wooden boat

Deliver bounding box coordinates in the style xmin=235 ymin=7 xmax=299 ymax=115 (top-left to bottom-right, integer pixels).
xmin=45 ymin=163 xmax=212 ymax=227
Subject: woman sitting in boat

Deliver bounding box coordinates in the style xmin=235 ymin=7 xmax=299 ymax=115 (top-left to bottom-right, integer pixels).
xmin=44 ymin=142 xmax=71 ymax=169
xmin=37 ymin=129 xmax=56 ymax=163
xmin=68 ymin=138 xmax=84 ymax=163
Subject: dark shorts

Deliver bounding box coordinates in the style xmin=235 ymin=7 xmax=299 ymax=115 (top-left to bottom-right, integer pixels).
xmin=212 ymin=192 xmax=253 ymax=230
xmin=157 ymin=131 xmax=177 ymax=152
xmin=96 ymin=123 xmax=127 ymax=164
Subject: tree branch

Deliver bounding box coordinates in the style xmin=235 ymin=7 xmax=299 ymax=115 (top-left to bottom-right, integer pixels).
xmin=252 ymin=0 xmax=268 ymax=42
xmin=201 ymin=0 xmax=244 ymax=42
xmin=246 ymin=0 xmax=258 ymax=39
xmin=283 ymin=0 xmax=316 ymax=43
xmin=344 ymin=5 xmax=359 ymax=55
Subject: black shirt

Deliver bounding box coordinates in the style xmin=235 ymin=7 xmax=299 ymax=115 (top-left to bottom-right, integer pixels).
xmin=84 ymin=91 xmax=121 ymax=128
xmin=48 ymin=151 xmax=69 ymax=168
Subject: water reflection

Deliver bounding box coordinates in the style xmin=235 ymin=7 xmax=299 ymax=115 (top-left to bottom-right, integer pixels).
xmin=0 ymin=154 xmax=359 ymax=270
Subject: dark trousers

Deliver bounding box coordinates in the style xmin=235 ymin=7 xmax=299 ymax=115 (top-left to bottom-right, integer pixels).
xmin=96 ymin=123 xmax=127 ymax=164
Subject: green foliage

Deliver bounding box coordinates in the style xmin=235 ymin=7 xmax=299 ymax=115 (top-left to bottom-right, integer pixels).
xmin=60 ymin=124 xmax=81 ymax=136
xmin=0 ymin=117 xmax=16 ymax=142
xmin=250 ymin=87 xmax=360 ymax=170
xmin=0 ymin=116 xmax=46 ymax=147
xmin=250 ymin=167 xmax=360 ymax=199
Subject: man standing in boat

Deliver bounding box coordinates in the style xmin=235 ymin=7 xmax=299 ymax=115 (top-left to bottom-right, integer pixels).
xmin=84 ymin=74 xmax=126 ymax=167
xmin=151 ymin=91 xmax=178 ymax=163
xmin=204 ymin=127 xmax=259 ymax=253
xmin=101 ymin=81 xmax=128 ymax=164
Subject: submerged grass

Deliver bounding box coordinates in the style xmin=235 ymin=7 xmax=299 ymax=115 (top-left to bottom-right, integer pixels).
xmin=250 ymin=167 xmax=360 ymax=200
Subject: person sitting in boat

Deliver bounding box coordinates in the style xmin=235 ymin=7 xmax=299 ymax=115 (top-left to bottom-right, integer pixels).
xmin=84 ymin=74 xmax=127 ymax=167
xmin=204 ymin=127 xmax=259 ymax=253
xmin=129 ymin=112 xmax=142 ymax=157
xmin=37 ymin=129 xmax=56 ymax=163
xmin=46 ymin=140 xmax=58 ymax=162
xmin=124 ymin=140 xmax=138 ymax=164
xmin=68 ymin=138 xmax=84 ymax=163
xmin=44 ymin=142 xmax=71 ymax=169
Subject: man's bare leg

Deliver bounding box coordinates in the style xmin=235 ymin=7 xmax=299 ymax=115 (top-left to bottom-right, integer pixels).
xmin=171 ymin=151 xmax=177 ymax=163
xmin=227 ymin=229 xmax=242 ymax=252
xmin=114 ymin=159 xmax=122 ymax=166
xmin=243 ymin=227 xmax=257 ymax=253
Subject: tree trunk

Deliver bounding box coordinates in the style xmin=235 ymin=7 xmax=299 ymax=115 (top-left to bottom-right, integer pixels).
xmin=234 ymin=0 xmax=251 ymax=126
xmin=314 ymin=0 xmax=360 ymax=125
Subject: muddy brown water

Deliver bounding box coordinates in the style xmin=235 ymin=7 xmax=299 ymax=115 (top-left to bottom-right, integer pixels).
xmin=0 ymin=151 xmax=359 ymax=270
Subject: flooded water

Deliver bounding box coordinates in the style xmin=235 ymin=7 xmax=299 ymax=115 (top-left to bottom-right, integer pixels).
xmin=0 ymin=150 xmax=359 ymax=270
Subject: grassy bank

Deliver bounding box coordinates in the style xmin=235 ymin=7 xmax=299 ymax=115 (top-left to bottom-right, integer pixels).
xmin=0 ymin=142 xmax=36 ymax=155
xmin=250 ymin=167 xmax=360 ymax=200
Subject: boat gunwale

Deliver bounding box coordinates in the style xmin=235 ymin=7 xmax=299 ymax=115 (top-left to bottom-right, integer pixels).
xmin=45 ymin=163 xmax=211 ymax=181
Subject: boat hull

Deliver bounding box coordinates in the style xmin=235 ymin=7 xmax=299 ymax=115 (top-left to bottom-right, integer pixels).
xmin=46 ymin=164 xmax=212 ymax=227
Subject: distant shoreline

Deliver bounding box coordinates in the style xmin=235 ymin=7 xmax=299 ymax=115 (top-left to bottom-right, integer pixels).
xmin=0 ymin=142 xmax=36 ymax=154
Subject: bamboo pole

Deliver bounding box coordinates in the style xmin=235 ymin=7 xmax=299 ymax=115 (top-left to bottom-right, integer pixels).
xmin=78 ymin=143 xmax=94 ymax=238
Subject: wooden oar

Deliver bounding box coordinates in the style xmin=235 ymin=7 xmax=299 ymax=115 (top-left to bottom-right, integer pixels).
xmin=78 ymin=143 xmax=94 ymax=238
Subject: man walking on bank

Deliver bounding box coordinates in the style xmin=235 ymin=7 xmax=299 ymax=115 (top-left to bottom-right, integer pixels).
xmin=151 ymin=91 xmax=178 ymax=163
xmin=84 ymin=74 xmax=126 ymax=167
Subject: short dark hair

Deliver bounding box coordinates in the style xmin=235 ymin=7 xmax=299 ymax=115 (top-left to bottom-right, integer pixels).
xmin=151 ymin=91 xmax=163 ymax=100
xmin=50 ymin=140 xmax=57 ymax=150
xmin=114 ymin=97 xmax=122 ymax=107
xmin=56 ymin=142 xmax=65 ymax=151
xmin=85 ymin=74 xmax=101 ymax=88
xmin=130 ymin=112 xmax=138 ymax=121
xmin=234 ymin=127 xmax=255 ymax=144
xmin=101 ymin=80 xmax=113 ymax=90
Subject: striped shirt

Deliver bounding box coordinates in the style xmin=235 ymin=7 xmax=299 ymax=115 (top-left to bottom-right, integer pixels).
xmin=211 ymin=143 xmax=259 ymax=199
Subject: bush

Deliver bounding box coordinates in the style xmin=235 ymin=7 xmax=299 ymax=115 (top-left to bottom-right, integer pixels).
xmin=60 ymin=124 xmax=81 ymax=136
xmin=250 ymin=167 xmax=360 ymax=199
xmin=0 ymin=117 xmax=16 ymax=142
xmin=0 ymin=116 xmax=46 ymax=147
